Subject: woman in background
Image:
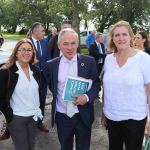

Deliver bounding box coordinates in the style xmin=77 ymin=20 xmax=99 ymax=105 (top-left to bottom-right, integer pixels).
xmin=134 ymin=31 xmax=150 ymax=55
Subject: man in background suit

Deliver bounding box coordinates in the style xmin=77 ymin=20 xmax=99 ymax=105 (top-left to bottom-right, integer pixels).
xmin=48 ymin=20 xmax=72 ymax=59
xmin=30 ymin=22 xmax=51 ymax=132
xmin=89 ymin=32 xmax=107 ymax=76
xmin=45 ymin=28 xmax=100 ymax=150
xmin=48 ymin=20 xmax=80 ymax=59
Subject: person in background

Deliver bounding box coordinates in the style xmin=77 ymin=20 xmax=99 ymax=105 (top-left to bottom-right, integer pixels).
xmin=45 ymin=28 xmax=100 ymax=150
xmin=102 ymin=20 xmax=150 ymax=150
xmin=48 ymin=20 xmax=72 ymax=59
xmin=0 ymin=39 xmax=43 ymax=150
xmin=27 ymin=29 xmax=32 ymax=38
xmin=85 ymin=29 xmax=96 ymax=48
xmin=47 ymin=27 xmax=58 ymax=42
xmin=0 ymin=34 xmax=4 ymax=48
xmin=30 ymin=22 xmax=51 ymax=132
xmin=134 ymin=31 xmax=150 ymax=55
xmin=89 ymin=32 xmax=106 ymax=76
xmin=102 ymin=25 xmax=114 ymax=52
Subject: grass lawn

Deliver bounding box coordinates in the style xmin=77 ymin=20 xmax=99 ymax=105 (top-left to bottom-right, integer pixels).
xmin=80 ymin=47 xmax=89 ymax=55
xmin=2 ymin=33 xmax=26 ymax=40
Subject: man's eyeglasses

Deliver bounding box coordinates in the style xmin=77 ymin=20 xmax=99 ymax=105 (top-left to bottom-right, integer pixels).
xmin=18 ymin=48 xmax=33 ymax=53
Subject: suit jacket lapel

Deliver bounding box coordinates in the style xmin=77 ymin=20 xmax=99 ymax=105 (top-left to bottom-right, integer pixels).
xmin=77 ymin=54 xmax=85 ymax=77
xmin=30 ymin=37 xmax=40 ymax=59
xmin=101 ymin=43 xmax=105 ymax=54
xmin=94 ymin=42 xmax=100 ymax=54
xmin=53 ymin=57 xmax=61 ymax=95
xmin=7 ymin=64 xmax=19 ymax=104
xmin=30 ymin=37 xmax=36 ymax=51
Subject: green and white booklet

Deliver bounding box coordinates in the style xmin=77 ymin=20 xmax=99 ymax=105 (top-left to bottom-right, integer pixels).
xmin=62 ymin=76 xmax=92 ymax=102
xmin=144 ymin=138 xmax=150 ymax=150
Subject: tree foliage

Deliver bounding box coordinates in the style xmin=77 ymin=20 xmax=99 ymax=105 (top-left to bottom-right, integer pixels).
xmin=90 ymin=0 xmax=150 ymax=32
xmin=0 ymin=0 xmax=150 ymax=33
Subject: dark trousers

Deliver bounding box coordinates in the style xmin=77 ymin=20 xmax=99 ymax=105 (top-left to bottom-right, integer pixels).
xmin=7 ymin=115 xmax=38 ymax=150
xmin=97 ymin=63 xmax=104 ymax=76
xmin=107 ymin=117 xmax=147 ymax=150
xmin=55 ymin=112 xmax=92 ymax=150
xmin=40 ymin=72 xmax=47 ymax=116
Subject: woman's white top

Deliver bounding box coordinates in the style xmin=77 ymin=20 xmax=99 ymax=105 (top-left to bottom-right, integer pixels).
xmin=10 ymin=61 xmax=43 ymax=121
xmin=103 ymin=51 xmax=150 ymax=121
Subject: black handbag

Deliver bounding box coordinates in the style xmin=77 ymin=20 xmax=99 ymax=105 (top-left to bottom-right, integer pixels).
xmin=0 ymin=69 xmax=10 ymax=140
xmin=0 ymin=111 xmax=10 ymax=140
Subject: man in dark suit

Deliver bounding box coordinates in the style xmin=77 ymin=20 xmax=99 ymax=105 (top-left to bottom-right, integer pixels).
xmin=30 ymin=22 xmax=51 ymax=132
xmin=45 ymin=28 xmax=100 ymax=150
xmin=89 ymin=32 xmax=107 ymax=76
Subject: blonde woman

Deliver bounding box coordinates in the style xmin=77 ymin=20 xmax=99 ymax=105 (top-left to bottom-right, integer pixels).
xmin=102 ymin=21 xmax=150 ymax=150
xmin=0 ymin=39 xmax=43 ymax=150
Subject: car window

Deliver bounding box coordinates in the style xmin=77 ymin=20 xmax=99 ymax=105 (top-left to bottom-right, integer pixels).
xmin=80 ymin=31 xmax=87 ymax=36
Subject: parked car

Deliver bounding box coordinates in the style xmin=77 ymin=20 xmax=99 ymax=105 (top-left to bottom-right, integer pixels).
xmin=0 ymin=51 xmax=9 ymax=64
xmin=80 ymin=30 xmax=91 ymax=46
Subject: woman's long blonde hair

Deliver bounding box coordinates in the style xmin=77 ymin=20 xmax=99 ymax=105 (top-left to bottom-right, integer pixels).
xmin=108 ymin=20 xmax=134 ymax=53
xmin=1 ymin=38 xmax=37 ymax=69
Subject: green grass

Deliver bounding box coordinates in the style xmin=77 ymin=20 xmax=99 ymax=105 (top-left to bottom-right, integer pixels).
xmin=81 ymin=48 xmax=89 ymax=55
xmin=2 ymin=33 xmax=26 ymax=40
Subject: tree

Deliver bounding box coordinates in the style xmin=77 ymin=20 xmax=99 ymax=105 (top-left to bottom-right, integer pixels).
xmin=0 ymin=0 xmax=150 ymax=34
xmin=47 ymin=0 xmax=89 ymax=34
xmin=89 ymin=0 xmax=150 ymax=33
xmin=117 ymin=0 xmax=150 ymax=32
xmin=0 ymin=0 xmax=22 ymax=33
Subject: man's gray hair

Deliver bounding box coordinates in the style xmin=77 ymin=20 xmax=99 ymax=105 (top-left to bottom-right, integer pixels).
xmin=95 ymin=32 xmax=102 ymax=39
xmin=58 ymin=28 xmax=79 ymax=44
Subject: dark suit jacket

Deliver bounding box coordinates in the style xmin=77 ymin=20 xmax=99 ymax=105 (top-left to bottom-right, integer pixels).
xmin=45 ymin=54 xmax=100 ymax=127
xmin=30 ymin=37 xmax=51 ymax=71
xmin=48 ymin=34 xmax=59 ymax=59
xmin=89 ymin=41 xmax=106 ymax=65
xmin=0 ymin=64 xmax=41 ymax=123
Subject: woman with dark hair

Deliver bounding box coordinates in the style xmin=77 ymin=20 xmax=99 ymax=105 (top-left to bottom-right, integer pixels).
xmin=0 ymin=39 xmax=43 ymax=150
xmin=134 ymin=31 xmax=150 ymax=55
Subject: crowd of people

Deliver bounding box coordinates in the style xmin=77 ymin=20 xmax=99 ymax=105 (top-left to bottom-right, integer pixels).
xmin=0 ymin=20 xmax=150 ymax=150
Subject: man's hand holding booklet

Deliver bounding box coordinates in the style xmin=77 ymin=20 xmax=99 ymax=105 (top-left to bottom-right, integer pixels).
xmin=62 ymin=76 xmax=93 ymax=102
